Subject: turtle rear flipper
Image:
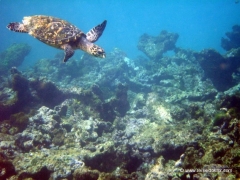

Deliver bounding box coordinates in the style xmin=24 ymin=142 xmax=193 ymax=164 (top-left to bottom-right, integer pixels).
xmin=86 ymin=20 xmax=107 ymax=43
xmin=62 ymin=44 xmax=74 ymax=63
xmin=7 ymin=22 xmax=28 ymax=33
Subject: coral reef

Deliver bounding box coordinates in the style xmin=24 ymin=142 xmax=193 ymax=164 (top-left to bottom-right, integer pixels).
xmin=221 ymin=25 xmax=240 ymax=51
xmin=1 ymin=27 xmax=240 ymax=179
xmin=0 ymin=43 xmax=31 ymax=75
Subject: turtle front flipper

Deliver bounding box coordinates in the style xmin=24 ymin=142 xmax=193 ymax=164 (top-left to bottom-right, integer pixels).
xmin=7 ymin=22 xmax=28 ymax=33
xmin=62 ymin=44 xmax=74 ymax=62
xmin=86 ymin=20 xmax=107 ymax=43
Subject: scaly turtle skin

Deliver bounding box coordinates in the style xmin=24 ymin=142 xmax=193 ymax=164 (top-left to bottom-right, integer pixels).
xmin=7 ymin=15 xmax=107 ymax=62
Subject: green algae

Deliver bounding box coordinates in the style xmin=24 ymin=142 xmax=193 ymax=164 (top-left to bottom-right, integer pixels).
xmin=213 ymin=111 xmax=230 ymax=126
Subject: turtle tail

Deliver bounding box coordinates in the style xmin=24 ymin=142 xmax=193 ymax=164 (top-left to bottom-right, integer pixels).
xmin=7 ymin=22 xmax=28 ymax=33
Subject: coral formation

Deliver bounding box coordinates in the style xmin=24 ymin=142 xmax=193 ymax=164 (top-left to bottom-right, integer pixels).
xmin=195 ymin=48 xmax=240 ymax=91
xmin=221 ymin=25 xmax=240 ymax=51
xmin=9 ymin=112 xmax=29 ymax=132
xmin=97 ymin=83 xmax=130 ymax=121
xmin=29 ymin=79 xmax=65 ymax=108
xmin=0 ymin=43 xmax=31 ymax=75
xmin=0 ymin=68 xmax=33 ymax=121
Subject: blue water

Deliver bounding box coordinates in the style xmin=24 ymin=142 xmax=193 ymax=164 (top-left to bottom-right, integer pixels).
xmin=0 ymin=0 xmax=240 ymax=68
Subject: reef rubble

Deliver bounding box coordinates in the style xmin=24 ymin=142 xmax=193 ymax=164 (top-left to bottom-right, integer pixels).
xmin=0 ymin=27 xmax=240 ymax=180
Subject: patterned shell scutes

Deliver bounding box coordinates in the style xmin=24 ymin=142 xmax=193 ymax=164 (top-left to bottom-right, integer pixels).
xmin=24 ymin=15 xmax=84 ymax=45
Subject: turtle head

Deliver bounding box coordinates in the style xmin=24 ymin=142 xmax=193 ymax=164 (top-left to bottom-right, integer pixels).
xmin=7 ymin=22 xmax=28 ymax=33
xmin=78 ymin=36 xmax=106 ymax=58
xmin=90 ymin=44 xmax=106 ymax=58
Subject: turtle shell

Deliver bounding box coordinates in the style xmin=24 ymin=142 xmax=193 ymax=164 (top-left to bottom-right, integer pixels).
xmin=23 ymin=15 xmax=84 ymax=47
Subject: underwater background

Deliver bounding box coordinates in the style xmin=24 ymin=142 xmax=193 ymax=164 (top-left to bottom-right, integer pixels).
xmin=1 ymin=0 xmax=240 ymax=67
xmin=1 ymin=0 xmax=240 ymax=180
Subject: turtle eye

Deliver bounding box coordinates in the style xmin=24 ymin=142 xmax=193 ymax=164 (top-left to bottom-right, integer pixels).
xmin=7 ymin=22 xmax=25 ymax=32
xmin=96 ymin=49 xmax=105 ymax=58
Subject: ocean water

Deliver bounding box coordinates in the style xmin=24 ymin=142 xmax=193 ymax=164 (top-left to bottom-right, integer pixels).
xmin=0 ymin=0 xmax=240 ymax=67
xmin=1 ymin=1 xmax=240 ymax=179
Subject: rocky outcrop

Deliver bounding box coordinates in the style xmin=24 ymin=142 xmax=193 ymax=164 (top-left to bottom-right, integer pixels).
xmin=138 ymin=30 xmax=179 ymax=60
xmin=195 ymin=48 xmax=240 ymax=91
xmin=221 ymin=24 xmax=240 ymax=51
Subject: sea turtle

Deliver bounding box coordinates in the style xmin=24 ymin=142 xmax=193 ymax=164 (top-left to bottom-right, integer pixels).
xmin=7 ymin=15 xmax=107 ymax=62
